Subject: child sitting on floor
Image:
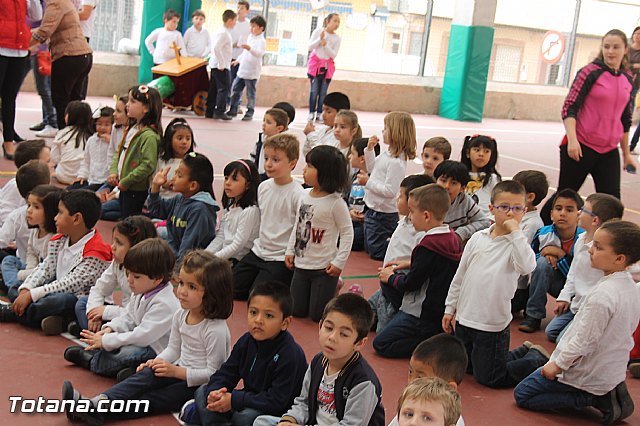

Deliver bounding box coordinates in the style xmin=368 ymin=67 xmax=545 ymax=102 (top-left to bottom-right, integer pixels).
xmin=396 ymin=377 xmax=462 ymax=426
xmin=515 ymin=220 xmax=640 ymax=424
xmin=421 ymin=137 xmax=451 ymax=178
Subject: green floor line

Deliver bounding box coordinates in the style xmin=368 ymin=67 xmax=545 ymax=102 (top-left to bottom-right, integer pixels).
xmin=341 ymin=275 xmax=378 ymax=280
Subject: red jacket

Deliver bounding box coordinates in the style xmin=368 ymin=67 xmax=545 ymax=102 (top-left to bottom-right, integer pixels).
xmin=0 ymin=0 xmax=31 ymax=51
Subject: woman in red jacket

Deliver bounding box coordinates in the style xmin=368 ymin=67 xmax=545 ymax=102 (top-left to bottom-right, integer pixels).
xmin=0 ymin=0 xmax=42 ymax=159
xmin=543 ymin=29 xmax=638 ymax=223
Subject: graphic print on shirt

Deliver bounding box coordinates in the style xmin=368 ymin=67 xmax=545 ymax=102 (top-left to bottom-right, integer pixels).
xmin=349 ymin=181 xmax=365 ymax=213
xmin=294 ymin=203 xmax=326 ymax=257
xmin=317 ymin=373 xmax=337 ymax=418
xmin=466 ymin=173 xmax=484 ymax=205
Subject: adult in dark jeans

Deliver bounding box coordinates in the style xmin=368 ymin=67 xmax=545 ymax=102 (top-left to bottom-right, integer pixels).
xmin=541 ymin=29 xmax=638 ymax=224
xmin=1 ymin=0 xmax=42 ymax=160
xmin=30 ymin=0 xmax=92 ymax=131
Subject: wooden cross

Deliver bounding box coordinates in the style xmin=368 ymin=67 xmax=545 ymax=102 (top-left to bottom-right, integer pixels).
xmin=170 ymin=41 xmax=182 ymax=65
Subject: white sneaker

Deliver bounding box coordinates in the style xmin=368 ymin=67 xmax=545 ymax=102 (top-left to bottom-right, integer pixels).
xmin=35 ymin=125 xmax=58 ymax=138
xmin=307 ymin=112 xmax=315 ymax=122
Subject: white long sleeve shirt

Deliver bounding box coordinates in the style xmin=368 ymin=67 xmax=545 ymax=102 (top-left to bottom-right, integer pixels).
xmin=0 ymin=179 xmax=25 ymax=227
xmin=552 ymin=271 xmax=640 ymax=395
xmin=102 ymin=282 xmax=180 ymax=354
xmin=303 ymin=125 xmax=338 ymax=157
xmin=0 ymin=206 xmax=30 ymax=262
xmin=145 ymin=28 xmax=185 ymax=64
xmin=286 ymin=191 xmax=353 ymax=270
xmin=308 ymin=26 xmax=341 ymax=60
xmin=107 ymin=125 xmax=125 ymax=169
xmin=77 ymin=133 xmax=109 ymax=185
xmin=183 ymin=25 xmax=211 ymax=58
xmin=17 ymin=228 xmax=53 ymax=282
xmin=207 ymin=205 xmax=260 ymax=261
xmin=445 ymin=226 xmax=536 ymax=332
xmin=252 ymin=179 xmax=305 ymax=261
xmin=383 ymin=217 xmax=425 ymax=267
xmin=86 ymin=261 xmax=131 ymax=322
xmin=236 ymin=33 xmax=266 ymax=80
xmin=156 ymin=309 xmax=231 ymax=387
xmin=51 ymin=127 xmax=85 ymax=185
xmin=555 ymin=234 xmax=603 ymax=314
xmin=230 ymin=18 xmax=250 ymax=59
xmin=363 ymin=150 xmax=407 ymax=213
xmin=210 ymin=27 xmax=232 ymax=70
xmin=520 ymin=209 xmax=544 ymax=243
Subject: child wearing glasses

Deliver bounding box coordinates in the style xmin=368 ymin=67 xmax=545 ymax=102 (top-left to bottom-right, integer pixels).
xmin=518 ymin=189 xmax=584 ymax=333
xmin=443 ymin=181 xmax=548 ymax=388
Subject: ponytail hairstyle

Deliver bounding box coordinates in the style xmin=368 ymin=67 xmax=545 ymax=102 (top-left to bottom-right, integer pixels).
xmin=161 ymin=118 xmax=196 ymax=161
xmin=114 ymin=215 xmax=158 ymax=247
xmin=460 ymin=134 xmax=501 ymax=186
xmin=29 ymin=185 xmax=63 ymax=234
xmin=222 ymin=159 xmax=259 ymax=209
xmin=64 ymin=101 xmax=93 ymax=149
xmin=181 ymin=152 xmax=215 ymax=198
xmin=597 ymin=29 xmax=629 ymax=71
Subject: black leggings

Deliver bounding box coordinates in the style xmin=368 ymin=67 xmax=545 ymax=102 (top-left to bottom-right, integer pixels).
xmin=0 ymin=54 xmax=29 ymax=142
xmin=541 ymin=143 xmax=620 ymax=224
xmin=51 ymin=53 xmax=93 ymax=129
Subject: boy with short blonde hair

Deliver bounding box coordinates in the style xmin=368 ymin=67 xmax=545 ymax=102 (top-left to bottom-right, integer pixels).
xmin=443 ymin=181 xmax=547 ymax=388
xmin=233 ymin=133 xmax=304 ymax=299
xmin=183 ymin=9 xmax=211 ymax=58
xmin=397 ymin=377 xmax=461 ymax=426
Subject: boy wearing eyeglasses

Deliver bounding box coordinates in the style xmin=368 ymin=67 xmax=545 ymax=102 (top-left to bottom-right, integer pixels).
xmin=375 ymin=184 xmax=462 ymax=358
xmin=519 ymin=189 xmax=584 ymax=333
xmin=545 ymin=193 xmax=624 ymax=343
xmin=443 ymin=180 xmax=547 ymax=389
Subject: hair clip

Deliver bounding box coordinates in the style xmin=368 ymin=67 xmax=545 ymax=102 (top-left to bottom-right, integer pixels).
xmin=92 ymin=108 xmax=102 ymax=119
xmin=469 ymin=134 xmax=495 ymax=141
xmin=138 ymin=85 xmax=149 ymax=98
xmin=187 ymin=152 xmax=197 ymax=158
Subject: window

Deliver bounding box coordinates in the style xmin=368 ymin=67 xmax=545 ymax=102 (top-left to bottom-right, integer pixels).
xmin=492 ymin=44 xmax=523 ymax=82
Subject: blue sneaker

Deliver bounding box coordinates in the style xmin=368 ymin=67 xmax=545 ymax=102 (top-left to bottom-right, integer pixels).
xmin=179 ymin=399 xmax=200 ymax=425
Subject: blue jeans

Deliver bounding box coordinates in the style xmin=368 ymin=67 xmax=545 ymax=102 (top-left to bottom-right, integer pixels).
xmin=74 ymin=295 xmax=89 ymax=330
xmin=526 ymin=256 xmax=567 ymax=320
xmin=229 ymin=77 xmax=256 ymax=116
xmin=1 ymin=255 xmax=25 ymax=291
xmin=253 ymin=415 xmax=280 ymax=426
xmin=455 ymin=323 xmax=548 ymax=388
xmin=514 ymin=367 xmax=596 ymax=411
xmin=194 ymin=384 xmax=263 ymax=426
xmin=30 ymin=55 xmax=57 ymax=127
xmin=307 ymin=73 xmax=331 ymax=114
xmin=364 ymin=209 xmax=398 ymax=260
xmin=90 ymin=345 xmax=156 ymax=378
xmin=16 ymin=292 xmax=78 ymax=328
xmin=545 ymin=310 xmax=575 ymax=343
xmin=373 ymin=311 xmax=441 ymax=359
xmin=102 ymin=367 xmax=196 ymax=419
xmin=101 ymin=198 xmax=121 ymax=221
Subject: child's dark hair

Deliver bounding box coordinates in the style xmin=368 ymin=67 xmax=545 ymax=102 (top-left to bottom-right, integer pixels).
xmin=222 ymin=9 xmax=237 ymax=22
xmin=64 ymin=101 xmax=93 ymax=149
xmin=238 ymin=0 xmax=250 ymax=10
xmin=222 ymin=159 xmax=259 ymax=209
xmin=181 ymin=152 xmax=214 ymax=198
xmin=321 ymin=293 xmax=373 ymax=342
xmin=163 ymin=9 xmax=180 ymax=21
xmin=461 ymin=134 xmax=501 ymax=186
xmin=161 ymin=118 xmax=195 ymax=161
xmin=123 ymin=238 xmax=175 ymax=282
xmin=114 ymin=215 xmax=158 ymax=246
xmin=401 ymin=174 xmax=435 ymax=196
xmin=305 ymin=145 xmax=349 ymax=194
xmin=352 ymin=137 xmax=380 ymax=157
xmin=585 ymin=193 xmax=625 ymax=223
xmin=433 ymin=160 xmax=470 ymax=187
xmin=94 ymin=106 xmax=115 ymax=126
xmin=248 ymin=281 xmax=293 ymax=318
xmin=128 ymin=85 xmax=163 ymax=137
xmin=412 ymin=333 xmax=468 ymax=385
xmin=272 ymin=102 xmax=295 ymax=124
xmin=16 ymin=160 xmax=50 ymax=199
xmin=423 ymin=137 xmax=452 ymax=160
xmin=192 ymin=9 xmax=205 ymax=19
xmin=115 ymin=95 xmax=131 ymax=128
xmin=599 ymin=220 xmax=640 ymax=266
xmin=251 ymin=15 xmax=266 ymax=30
xmin=552 ymin=188 xmax=584 ymax=210
xmin=29 ymin=185 xmax=63 ymax=234
xmin=14 ymin=139 xmax=47 ymax=168
xmin=490 ymin=180 xmax=526 ymax=203
xmin=60 ymin=189 xmax=102 ymax=229
xmin=180 ymin=250 xmax=234 ymax=320
xmin=265 ymin=108 xmax=289 ymax=129
xmin=512 ymin=170 xmax=549 ymax=206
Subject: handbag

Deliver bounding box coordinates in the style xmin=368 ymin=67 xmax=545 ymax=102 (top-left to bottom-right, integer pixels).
xmin=36 ymin=51 xmax=52 ymax=76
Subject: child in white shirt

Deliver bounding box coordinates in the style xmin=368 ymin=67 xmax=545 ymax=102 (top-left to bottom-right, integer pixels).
xmin=144 ymin=9 xmax=185 ymax=65
xmin=228 ymin=15 xmax=266 ymax=121
xmin=50 ymin=101 xmax=92 ymax=185
xmin=443 ymin=181 xmax=545 ymax=388
xmin=303 ymin=92 xmax=350 ymax=156
xmin=206 ymin=9 xmax=236 ymax=119
xmin=234 ymin=134 xmax=305 ymax=299
xmin=286 ymin=146 xmax=353 ymax=322
xmin=183 ymin=9 xmax=210 ymax=58
xmin=70 ymin=106 xmax=114 ymax=191
xmin=515 ymin=220 xmax=640 ymax=425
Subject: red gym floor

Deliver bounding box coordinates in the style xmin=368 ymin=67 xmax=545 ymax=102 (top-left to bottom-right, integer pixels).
xmin=1 ymin=92 xmax=639 ymax=425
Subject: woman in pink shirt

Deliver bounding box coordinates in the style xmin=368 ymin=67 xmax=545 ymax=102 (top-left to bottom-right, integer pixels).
xmin=542 ymin=29 xmax=638 ymax=223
